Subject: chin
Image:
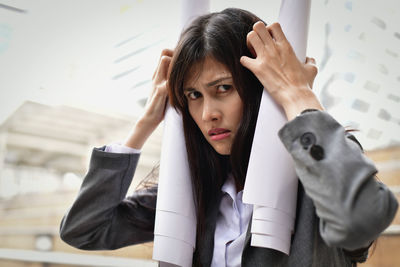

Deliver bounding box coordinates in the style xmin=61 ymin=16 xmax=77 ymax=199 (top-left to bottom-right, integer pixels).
xmin=214 ymin=146 xmax=231 ymax=156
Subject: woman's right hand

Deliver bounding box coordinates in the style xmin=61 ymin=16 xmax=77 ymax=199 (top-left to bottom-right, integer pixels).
xmin=124 ymin=49 xmax=173 ymax=150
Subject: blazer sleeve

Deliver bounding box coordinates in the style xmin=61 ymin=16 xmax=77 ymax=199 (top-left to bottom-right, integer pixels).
xmin=59 ymin=146 xmax=157 ymax=250
xmin=278 ymin=110 xmax=398 ymax=251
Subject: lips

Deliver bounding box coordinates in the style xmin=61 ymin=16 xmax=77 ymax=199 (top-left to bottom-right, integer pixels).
xmin=208 ymin=128 xmax=231 ymax=141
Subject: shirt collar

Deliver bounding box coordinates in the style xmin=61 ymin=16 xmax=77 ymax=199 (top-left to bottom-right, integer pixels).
xmin=221 ymin=174 xmax=238 ymax=200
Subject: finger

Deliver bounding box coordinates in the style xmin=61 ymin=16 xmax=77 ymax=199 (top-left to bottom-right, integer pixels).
xmin=303 ymin=58 xmax=318 ymax=88
xmin=240 ymin=55 xmax=257 ymax=71
xmin=152 ymin=58 xmax=161 ymax=80
xmin=267 ymin=22 xmax=287 ymax=43
xmin=304 ymin=62 xmax=318 ymax=77
xmin=246 ymin=36 xmax=257 ymax=57
xmin=267 ymin=23 xmax=296 ymax=59
xmin=253 ymin=21 xmax=274 ymax=46
xmin=306 ymin=57 xmax=316 ymax=65
xmin=154 ymin=56 xmax=172 ymax=84
xmin=162 ymin=49 xmax=174 ymax=80
xmin=246 ymin=30 xmax=264 ymax=57
xmin=305 ymin=57 xmax=317 ymax=73
xmin=153 ymin=49 xmax=174 ymax=79
xmin=161 ymin=48 xmax=173 ymax=57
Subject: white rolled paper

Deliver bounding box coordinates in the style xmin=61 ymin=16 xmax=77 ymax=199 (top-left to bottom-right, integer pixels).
xmin=181 ymin=0 xmax=210 ymax=29
xmin=251 ymin=234 xmax=292 ymax=255
xmin=153 ymin=234 xmax=194 ymax=267
xmin=252 ymin=206 xmax=294 ymax=232
xmin=278 ymin=0 xmax=311 ymax=63
xmin=153 ymin=107 xmax=197 ymax=267
xmin=155 ymin=108 xmax=195 ymax=218
xmin=154 ymin=210 xmax=196 ymax=247
xmin=243 ymin=0 xmax=312 ymax=255
xmin=251 ymin=219 xmax=292 ymax=239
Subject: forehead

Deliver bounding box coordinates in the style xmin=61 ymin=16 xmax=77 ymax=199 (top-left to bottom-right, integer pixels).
xmin=184 ymin=57 xmax=231 ymax=88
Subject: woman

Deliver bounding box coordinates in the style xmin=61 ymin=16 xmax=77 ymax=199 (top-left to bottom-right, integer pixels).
xmin=60 ymin=8 xmax=398 ymax=266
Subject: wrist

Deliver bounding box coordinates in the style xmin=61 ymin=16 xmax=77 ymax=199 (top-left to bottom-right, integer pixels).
xmin=123 ymin=118 xmax=156 ymax=150
xmin=281 ymin=87 xmax=323 ymax=120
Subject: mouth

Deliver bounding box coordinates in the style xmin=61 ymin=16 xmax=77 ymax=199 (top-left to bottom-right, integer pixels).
xmin=208 ymin=128 xmax=231 ymax=141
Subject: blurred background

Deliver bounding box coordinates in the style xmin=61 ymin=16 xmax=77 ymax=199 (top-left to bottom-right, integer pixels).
xmin=0 ymin=0 xmax=399 ymax=266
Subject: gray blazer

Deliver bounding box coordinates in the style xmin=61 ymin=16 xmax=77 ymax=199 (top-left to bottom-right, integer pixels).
xmin=60 ymin=110 xmax=398 ymax=266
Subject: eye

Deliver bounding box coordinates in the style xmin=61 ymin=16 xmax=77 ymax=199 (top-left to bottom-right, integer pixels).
xmin=186 ymin=91 xmax=202 ymax=100
xmin=217 ymin=84 xmax=232 ymax=92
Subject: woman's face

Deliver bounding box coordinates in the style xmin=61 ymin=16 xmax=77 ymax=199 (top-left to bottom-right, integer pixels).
xmin=184 ymin=57 xmax=243 ymax=155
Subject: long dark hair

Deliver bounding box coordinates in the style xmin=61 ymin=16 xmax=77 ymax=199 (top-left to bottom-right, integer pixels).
xmin=168 ymin=7 xmax=264 ymax=255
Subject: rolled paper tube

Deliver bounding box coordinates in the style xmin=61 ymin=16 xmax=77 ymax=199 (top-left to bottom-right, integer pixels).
xmin=251 ymin=233 xmax=291 ymax=255
xmin=154 ymin=210 xmax=197 ymax=247
xmin=252 ymin=205 xmax=295 ymax=231
xmin=243 ymin=114 xmax=298 ymax=211
xmin=154 ymin=235 xmax=194 ymax=267
xmin=251 ymin=219 xmax=292 ymax=241
xmin=278 ymin=0 xmax=311 ymax=63
xmin=181 ymin=0 xmax=210 ymax=28
xmin=155 ymin=107 xmax=195 ymax=217
xmin=153 ymin=107 xmax=197 ymax=265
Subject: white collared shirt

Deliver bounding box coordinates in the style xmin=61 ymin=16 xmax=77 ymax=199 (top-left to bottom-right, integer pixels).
xmin=211 ymin=174 xmax=253 ymax=267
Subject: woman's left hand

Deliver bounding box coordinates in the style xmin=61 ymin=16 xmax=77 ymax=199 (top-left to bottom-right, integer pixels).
xmin=240 ymin=21 xmax=324 ymax=120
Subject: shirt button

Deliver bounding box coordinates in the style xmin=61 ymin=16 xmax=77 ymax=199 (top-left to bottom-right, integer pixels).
xmin=310 ymin=145 xmax=324 ymax=161
xmin=300 ymin=132 xmax=316 ymax=149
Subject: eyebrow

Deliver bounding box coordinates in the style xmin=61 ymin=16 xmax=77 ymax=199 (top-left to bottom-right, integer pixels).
xmin=206 ymin=76 xmax=232 ymax=87
xmin=184 ymin=76 xmax=233 ymax=92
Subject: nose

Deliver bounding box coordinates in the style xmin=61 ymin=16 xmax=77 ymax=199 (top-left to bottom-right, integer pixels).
xmin=202 ymin=98 xmax=221 ymax=122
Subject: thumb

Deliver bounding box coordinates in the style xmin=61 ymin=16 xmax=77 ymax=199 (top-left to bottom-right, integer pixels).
xmin=304 ymin=57 xmax=317 ymax=74
xmin=303 ymin=57 xmax=318 ymax=88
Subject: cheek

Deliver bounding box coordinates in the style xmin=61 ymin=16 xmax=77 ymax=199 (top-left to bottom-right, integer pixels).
xmin=230 ymin=95 xmax=244 ymax=128
xmin=188 ymin=104 xmax=202 ymax=129
xmin=234 ymin=108 xmax=243 ymax=129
